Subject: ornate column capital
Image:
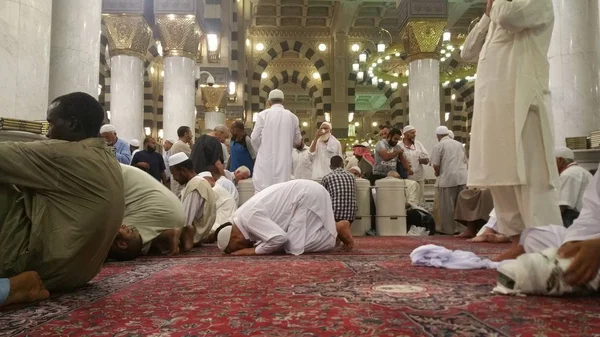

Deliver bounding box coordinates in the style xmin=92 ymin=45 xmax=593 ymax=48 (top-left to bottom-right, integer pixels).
xmin=400 ymin=19 xmax=447 ymax=62
xmin=103 ymin=14 xmax=152 ymax=59
xmin=201 ymin=87 xmax=227 ymax=112
xmin=155 ymin=15 xmax=202 ymax=60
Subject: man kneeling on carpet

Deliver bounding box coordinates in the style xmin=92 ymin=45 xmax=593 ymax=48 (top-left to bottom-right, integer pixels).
xmin=108 ymin=164 xmax=185 ymax=260
xmin=215 ymin=180 xmax=355 ymax=256
xmin=197 ymin=170 xmax=238 ymax=243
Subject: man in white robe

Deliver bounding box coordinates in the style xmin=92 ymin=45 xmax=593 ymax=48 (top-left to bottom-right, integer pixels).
xmin=309 ymin=122 xmax=342 ymax=180
xmin=207 ymin=161 xmax=239 ymax=205
xmin=292 ymin=142 xmax=312 ymax=180
xmin=555 ymin=147 xmax=593 ymax=227
xmin=519 ymin=164 xmax=600 ymax=287
xmin=215 ymin=180 xmax=354 ymax=255
xmin=401 ymin=125 xmax=430 ymax=204
xmin=251 ymin=89 xmax=303 ymax=193
xmin=196 ymin=172 xmax=237 ymax=237
xmin=461 ymin=0 xmax=561 ymax=260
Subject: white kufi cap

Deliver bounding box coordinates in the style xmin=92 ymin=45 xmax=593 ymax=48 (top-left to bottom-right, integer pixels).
xmin=168 ymin=152 xmax=189 ymax=167
xmin=197 ymin=171 xmax=213 ymax=179
xmin=448 ymin=130 xmax=455 ymax=139
xmin=403 ymin=125 xmax=416 ymax=134
xmin=436 ymin=126 xmax=449 ymax=135
xmin=129 ymin=139 xmax=140 ymax=147
xmin=165 ymin=138 xmax=176 ymax=144
xmin=99 ymin=124 xmax=116 ymax=133
xmin=217 ymin=225 xmax=233 ymax=251
xmin=268 ymin=89 xmax=284 ymax=100
xmin=349 ymin=166 xmax=362 ymax=174
xmin=554 ymin=146 xmax=575 ymax=160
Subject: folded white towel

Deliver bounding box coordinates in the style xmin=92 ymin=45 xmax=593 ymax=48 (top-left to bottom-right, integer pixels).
xmin=493 ymin=248 xmax=600 ymax=296
xmin=410 ymin=244 xmax=500 ymax=270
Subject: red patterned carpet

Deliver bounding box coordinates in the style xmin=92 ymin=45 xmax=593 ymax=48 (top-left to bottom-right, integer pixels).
xmin=2 ymin=237 xmax=600 ymax=336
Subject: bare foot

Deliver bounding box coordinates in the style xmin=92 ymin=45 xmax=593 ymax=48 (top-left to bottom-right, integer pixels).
xmin=335 ymin=221 xmax=355 ymax=251
xmin=2 ymin=271 xmax=50 ymax=307
xmin=180 ymin=226 xmax=196 ymax=252
xmin=469 ymin=234 xmax=492 ymax=243
xmin=455 ymin=230 xmax=475 ymax=239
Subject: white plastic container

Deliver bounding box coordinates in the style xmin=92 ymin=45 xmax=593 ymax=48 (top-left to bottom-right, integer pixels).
xmin=237 ymin=178 xmax=255 ymax=206
xmin=352 ymin=178 xmax=371 ymax=236
xmin=375 ymin=178 xmax=407 ymax=235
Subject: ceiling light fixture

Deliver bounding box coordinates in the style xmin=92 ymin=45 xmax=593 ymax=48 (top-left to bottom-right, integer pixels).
xmin=351 ymin=44 xmax=360 ymax=52
xmin=255 ymin=43 xmax=264 ymax=51
xmin=318 ymin=43 xmax=327 ymax=51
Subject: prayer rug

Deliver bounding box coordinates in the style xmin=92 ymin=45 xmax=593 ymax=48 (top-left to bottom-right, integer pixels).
xmin=1 ymin=237 xmax=599 ymax=336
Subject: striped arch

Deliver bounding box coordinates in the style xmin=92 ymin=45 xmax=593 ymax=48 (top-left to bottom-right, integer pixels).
xmin=452 ymin=80 xmax=475 ymax=145
xmin=99 ymin=25 xmax=110 ymax=114
xmin=251 ymin=40 xmax=331 ymax=115
xmin=258 ymin=70 xmax=323 ymax=114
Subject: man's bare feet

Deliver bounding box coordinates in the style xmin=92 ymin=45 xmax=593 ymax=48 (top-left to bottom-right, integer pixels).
xmin=180 ymin=226 xmax=196 ymax=252
xmin=335 ymin=221 xmax=355 ymax=251
xmin=2 ymin=271 xmax=49 ymax=307
xmin=455 ymin=230 xmax=475 ymax=239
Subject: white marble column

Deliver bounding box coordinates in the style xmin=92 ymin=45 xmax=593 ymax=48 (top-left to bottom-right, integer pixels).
xmin=550 ymin=0 xmax=600 ymax=146
xmin=205 ymin=111 xmax=226 ymax=130
xmin=0 ymin=0 xmax=52 ymax=120
xmin=109 ymin=55 xmax=144 ymax=143
xmin=408 ymin=58 xmax=441 ymax=153
xmin=48 ymin=0 xmax=102 ymax=100
xmin=163 ymin=56 xmax=196 ymax=140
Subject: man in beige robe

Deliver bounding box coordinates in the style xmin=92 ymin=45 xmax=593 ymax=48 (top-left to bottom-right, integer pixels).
xmin=170 ymin=125 xmax=193 ymax=195
xmin=461 ymin=0 xmax=561 ymax=260
xmin=0 ymin=92 xmax=124 ymax=305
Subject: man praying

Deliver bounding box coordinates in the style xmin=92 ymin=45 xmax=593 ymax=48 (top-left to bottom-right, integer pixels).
xmin=215 ymin=180 xmax=355 ymax=256
xmin=208 ymin=162 xmax=239 ymax=205
xmin=196 ymin=171 xmax=238 ymax=241
xmin=555 ymin=147 xmax=593 ymax=227
xmin=170 ymin=126 xmax=193 ymax=195
xmin=0 ymin=92 xmax=125 ymax=305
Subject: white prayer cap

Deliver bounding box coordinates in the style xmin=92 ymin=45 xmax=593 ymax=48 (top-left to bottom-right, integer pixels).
xmin=217 ymin=225 xmax=233 ymax=251
xmin=197 ymin=171 xmax=213 ymax=179
xmin=436 ymin=126 xmax=449 ymax=135
xmin=320 ymin=121 xmax=332 ymax=129
xmin=129 ymin=139 xmax=140 ymax=147
xmin=448 ymin=130 xmax=455 ymax=139
xmin=360 ymin=141 xmax=370 ymax=147
xmin=268 ymin=89 xmax=284 ymax=100
xmin=403 ymin=125 xmax=416 ymax=134
xmin=165 ymin=138 xmax=176 ymax=145
xmin=554 ymin=146 xmax=575 ymax=160
xmin=168 ymin=152 xmax=189 ymax=167
xmin=99 ymin=124 xmax=116 ymax=133
xmin=349 ymin=166 xmax=362 ymax=174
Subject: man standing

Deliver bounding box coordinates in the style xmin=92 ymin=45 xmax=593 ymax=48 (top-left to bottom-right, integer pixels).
xmin=129 ymin=139 xmax=141 ymax=160
xmin=100 ymin=124 xmax=131 ymax=164
xmin=461 ymin=0 xmax=560 ymax=260
xmin=322 ymin=156 xmax=357 ymax=224
xmin=131 ymin=137 xmax=167 ymax=185
xmin=229 ymin=121 xmax=255 ymax=174
xmin=292 ymin=141 xmax=312 ymax=180
xmin=251 ymin=89 xmax=303 ymax=193
xmin=309 ymin=122 xmax=342 ymax=180
xmin=170 ymin=126 xmax=193 ymax=195
xmin=402 ymin=125 xmax=430 ymax=204
xmin=191 ymin=125 xmax=227 ymax=173
xmin=163 ymin=138 xmax=175 ymax=184
xmin=555 ymin=147 xmax=593 ymax=227
xmin=168 ymin=153 xmax=216 ymax=251
xmin=0 ymin=92 xmax=124 ymax=303
xmin=431 ymin=126 xmax=468 ymax=235
xmin=215 ymin=180 xmax=355 ymax=255
xmin=372 ymin=128 xmax=411 ymax=184
xmin=347 ymin=143 xmax=373 ymax=181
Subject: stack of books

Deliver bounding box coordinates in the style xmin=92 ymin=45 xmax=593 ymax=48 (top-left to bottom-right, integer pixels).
xmin=0 ymin=118 xmax=46 ymax=135
xmin=566 ymin=137 xmax=589 ymax=150
xmin=590 ymin=131 xmax=600 ymax=148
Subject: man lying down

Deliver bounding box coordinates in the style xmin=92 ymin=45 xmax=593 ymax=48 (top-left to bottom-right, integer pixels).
xmin=215 ymin=179 xmax=355 ymax=256
xmin=494 ymin=165 xmax=600 ymax=296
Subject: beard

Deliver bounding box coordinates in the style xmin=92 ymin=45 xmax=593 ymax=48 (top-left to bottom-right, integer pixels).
xmin=147 ymin=146 xmax=156 ymax=153
xmin=319 ymin=133 xmax=330 ymax=142
xmin=388 ymin=140 xmax=398 ymax=147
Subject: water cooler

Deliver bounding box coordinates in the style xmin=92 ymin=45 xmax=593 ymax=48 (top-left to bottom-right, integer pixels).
xmin=375 ymin=178 xmax=407 ymax=235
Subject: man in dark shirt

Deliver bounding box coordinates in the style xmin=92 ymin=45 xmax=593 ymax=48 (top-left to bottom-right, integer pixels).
xmin=131 ymin=137 xmax=167 ymax=184
xmin=191 ymin=125 xmax=227 ymax=173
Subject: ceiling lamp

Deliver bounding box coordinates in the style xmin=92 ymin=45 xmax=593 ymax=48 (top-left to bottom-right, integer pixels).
xmin=312 ymin=72 xmax=320 ymax=79
xmin=351 ymin=43 xmax=360 ymax=52
xmin=255 ymin=43 xmax=265 ymax=51
xmin=228 ymin=81 xmax=236 ymax=95
xmin=402 ymin=83 xmax=408 ymax=87
xmin=440 ymin=57 xmax=446 ymax=62
xmin=357 ymin=71 xmax=364 ymax=81
xmin=443 ymin=31 xmax=451 ymax=42
xmin=451 ymin=94 xmax=456 ymax=100
xmin=395 ymin=52 xmax=400 ymax=57
xmin=445 ymin=52 xmax=451 ymax=58
xmin=318 ymin=43 xmax=327 ymax=51
xmin=348 ymin=112 xmax=354 ymax=122
xmin=371 ymin=77 xmax=378 ymax=85
xmin=261 ymin=72 xmax=268 ymax=79
xmin=385 ymin=80 xmax=390 ymax=84
xmin=359 ymin=53 xmax=367 ymax=62
xmin=377 ymin=42 xmax=386 ymax=53
xmin=377 ymin=58 xmax=383 ymax=64
xmin=207 ymin=34 xmax=219 ymax=52
xmin=390 ymin=82 xmax=398 ymax=90
xmin=352 ymin=62 xmax=359 ymax=71
xmin=372 ymin=122 xmax=378 ymax=127
xmin=378 ymin=78 xmax=383 ymax=82
xmin=302 ymin=121 xmax=308 ymax=127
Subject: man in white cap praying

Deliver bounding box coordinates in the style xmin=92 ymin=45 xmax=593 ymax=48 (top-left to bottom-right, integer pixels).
xmin=99 ymin=124 xmax=131 ymax=164
xmin=251 ymin=88 xmax=303 ymax=193
xmin=461 ymin=0 xmax=560 ymax=261
xmin=401 ymin=125 xmax=430 ymax=204
xmin=196 ymin=171 xmax=237 ymax=241
xmin=168 ymin=152 xmax=216 ymax=251
xmin=214 ymin=180 xmax=354 ymax=256
xmin=554 ymin=147 xmax=593 ymax=228
xmin=430 ymin=126 xmax=468 ymax=234
xmin=309 ymin=121 xmax=342 ymax=180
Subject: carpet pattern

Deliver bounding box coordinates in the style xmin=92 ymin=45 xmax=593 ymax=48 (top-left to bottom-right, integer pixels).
xmin=2 ymin=237 xmax=600 ymax=336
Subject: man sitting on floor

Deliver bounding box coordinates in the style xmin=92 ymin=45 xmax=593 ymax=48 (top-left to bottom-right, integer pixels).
xmin=107 ymin=164 xmax=185 ymax=260
xmin=196 ymin=171 xmax=238 ymax=241
xmin=215 ymin=180 xmax=355 ymax=256
xmin=555 ymin=147 xmax=593 ymax=228
xmin=0 ymin=92 xmax=125 ymax=306
xmin=169 ymin=153 xmax=217 ymax=251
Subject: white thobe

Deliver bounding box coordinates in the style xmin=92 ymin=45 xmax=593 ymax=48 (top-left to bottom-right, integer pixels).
xmin=522 ymin=165 xmax=600 ymax=253
xmin=346 ymin=156 xmax=358 ymax=170
xmin=558 ymin=164 xmax=593 ymax=212
xmin=221 ymin=143 xmax=230 ymax=166
xmin=292 ymin=147 xmax=313 ymax=180
xmin=163 ymin=150 xmax=172 ymax=179
xmin=310 ymin=136 xmax=342 ymax=179
xmin=461 ymin=1 xmax=557 ymax=188
xmin=232 ymin=180 xmax=337 ymax=255
xmin=211 ymin=185 xmax=237 ymax=232
xmin=251 ymin=104 xmax=302 ymax=193
xmin=217 ymin=176 xmax=239 ymax=205
xmin=403 ymin=140 xmax=429 ymax=182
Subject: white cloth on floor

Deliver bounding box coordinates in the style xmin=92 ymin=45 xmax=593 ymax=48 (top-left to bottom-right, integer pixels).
xmin=493 ymin=248 xmax=600 ymax=296
xmin=410 ymin=244 xmax=500 ymax=270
